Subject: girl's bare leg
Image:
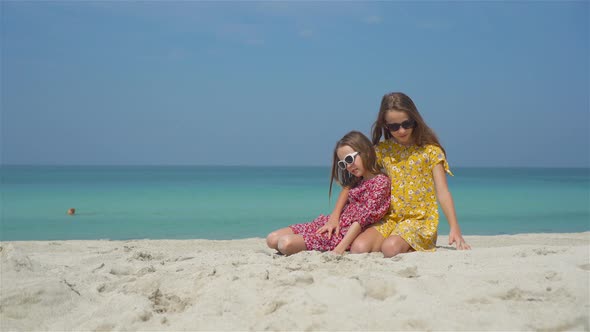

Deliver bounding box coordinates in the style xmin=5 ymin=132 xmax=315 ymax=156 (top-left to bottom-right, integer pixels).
xmin=349 ymin=227 xmax=384 ymax=254
xmin=381 ymin=235 xmax=412 ymax=258
xmin=266 ymin=227 xmax=294 ymax=250
xmin=277 ymin=234 xmax=307 ymax=255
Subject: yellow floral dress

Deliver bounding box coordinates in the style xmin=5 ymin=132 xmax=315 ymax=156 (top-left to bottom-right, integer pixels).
xmin=373 ymin=140 xmax=452 ymax=251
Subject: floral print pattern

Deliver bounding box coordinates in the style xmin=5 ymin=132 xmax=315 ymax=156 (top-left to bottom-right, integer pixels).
xmin=290 ymin=174 xmax=391 ymax=251
xmin=373 ymin=141 xmax=452 ymax=251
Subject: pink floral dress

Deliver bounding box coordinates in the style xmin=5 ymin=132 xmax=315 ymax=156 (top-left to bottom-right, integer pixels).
xmin=289 ymin=174 xmax=391 ymax=251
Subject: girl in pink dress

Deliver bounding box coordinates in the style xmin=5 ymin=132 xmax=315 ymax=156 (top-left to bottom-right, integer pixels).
xmin=266 ymin=131 xmax=391 ymax=255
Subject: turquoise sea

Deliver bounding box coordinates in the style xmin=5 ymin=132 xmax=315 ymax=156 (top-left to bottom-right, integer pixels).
xmin=1 ymin=166 xmax=589 ymax=241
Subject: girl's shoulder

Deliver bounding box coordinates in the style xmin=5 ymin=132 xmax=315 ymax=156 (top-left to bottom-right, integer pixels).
xmin=375 ymin=173 xmax=390 ymax=181
xmin=420 ymin=144 xmax=445 ymax=157
xmin=419 ymin=144 xmax=452 ymax=174
xmin=366 ymin=173 xmax=390 ymax=187
xmin=417 ymin=143 xmax=442 ymax=152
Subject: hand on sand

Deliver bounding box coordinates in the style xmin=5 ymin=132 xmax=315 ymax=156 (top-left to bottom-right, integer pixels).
xmin=449 ymin=229 xmax=471 ymax=250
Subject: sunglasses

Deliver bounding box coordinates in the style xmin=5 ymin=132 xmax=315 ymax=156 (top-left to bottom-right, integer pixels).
xmin=385 ymin=119 xmax=416 ymax=132
xmin=337 ymin=152 xmax=359 ymax=170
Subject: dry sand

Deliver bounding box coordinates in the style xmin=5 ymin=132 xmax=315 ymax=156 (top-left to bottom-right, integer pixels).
xmin=1 ymin=233 xmax=589 ymax=331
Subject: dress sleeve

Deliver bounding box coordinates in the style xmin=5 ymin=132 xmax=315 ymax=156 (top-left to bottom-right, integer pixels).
xmin=340 ymin=175 xmax=391 ymax=228
xmin=427 ymin=145 xmax=453 ymax=176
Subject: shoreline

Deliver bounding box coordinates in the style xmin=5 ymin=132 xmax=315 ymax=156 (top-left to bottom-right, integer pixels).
xmin=3 ymin=230 xmax=589 ymax=243
xmin=2 ymin=232 xmax=589 ymax=331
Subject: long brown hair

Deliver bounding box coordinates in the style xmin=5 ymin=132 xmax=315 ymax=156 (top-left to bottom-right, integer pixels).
xmin=329 ymin=131 xmax=381 ymax=197
xmin=371 ymin=92 xmax=446 ymax=156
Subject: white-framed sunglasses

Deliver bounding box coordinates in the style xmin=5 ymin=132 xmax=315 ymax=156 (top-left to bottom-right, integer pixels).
xmin=337 ymin=152 xmax=359 ymax=170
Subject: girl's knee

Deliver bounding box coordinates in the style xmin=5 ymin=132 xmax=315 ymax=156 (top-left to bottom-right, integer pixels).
xmin=350 ymin=228 xmax=383 ymax=254
xmin=350 ymin=240 xmax=372 ymax=254
xmin=277 ymin=236 xmax=296 ymax=255
xmin=381 ymin=237 xmax=410 ymax=258
xmin=266 ymin=232 xmax=280 ymax=249
xmin=382 ymin=244 xmax=400 ymax=258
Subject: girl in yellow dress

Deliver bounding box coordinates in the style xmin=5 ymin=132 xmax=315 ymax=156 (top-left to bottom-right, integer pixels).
xmin=320 ymin=92 xmax=471 ymax=257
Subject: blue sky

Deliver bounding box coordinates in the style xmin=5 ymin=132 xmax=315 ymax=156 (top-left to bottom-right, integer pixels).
xmin=1 ymin=1 xmax=588 ymax=167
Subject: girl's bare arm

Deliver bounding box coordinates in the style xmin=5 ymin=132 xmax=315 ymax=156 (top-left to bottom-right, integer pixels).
xmin=332 ymin=222 xmax=361 ymax=255
xmin=432 ymin=163 xmax=471 ymax=250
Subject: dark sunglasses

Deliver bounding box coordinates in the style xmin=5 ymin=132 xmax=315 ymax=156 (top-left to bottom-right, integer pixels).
xmin=337 ymin=152 xmax=359 ymax=170
xmin=385 ymin=119 xmax=416 ymax=132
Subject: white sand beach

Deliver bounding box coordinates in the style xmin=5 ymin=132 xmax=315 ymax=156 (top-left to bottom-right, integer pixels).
xmin=1 ymin=233 xmax=589 ymax=331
